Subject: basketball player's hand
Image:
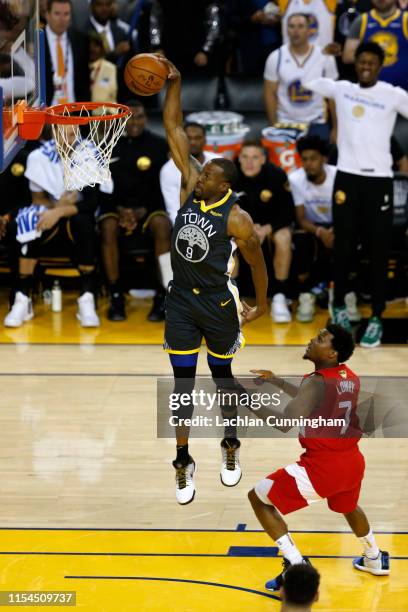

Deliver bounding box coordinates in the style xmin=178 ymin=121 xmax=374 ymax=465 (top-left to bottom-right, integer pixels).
xmin=323 ymin=42 xmax=342 ymax=56
xmin=250 ymin=369 xmax=275 ymax=381
xmin=154 ymin=55 xmax=180 ymax=80
xmin=37 ymin=208 xmax=62 ymax=231
xmin=240 ymin=301 xmax=266 ymax=325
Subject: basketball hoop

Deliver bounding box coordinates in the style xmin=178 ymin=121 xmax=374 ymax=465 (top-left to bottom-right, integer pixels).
xmin=16 ymin=101 xmax=131 ymax=191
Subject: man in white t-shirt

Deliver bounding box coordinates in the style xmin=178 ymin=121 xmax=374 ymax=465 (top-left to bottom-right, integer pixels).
xmin=302 ymin=41 xmax=408 ymax=347
xmin=290 ymin=135 xmax=361 ymax=324
xmin=160 ymin=122 xmax=218 ymax=225
xmin=264 ymin=13 xmax=338 ymax=139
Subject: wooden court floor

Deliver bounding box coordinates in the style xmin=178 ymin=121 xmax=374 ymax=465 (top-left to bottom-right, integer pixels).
xmin=0 ymin=294 xmax=407 ymax=610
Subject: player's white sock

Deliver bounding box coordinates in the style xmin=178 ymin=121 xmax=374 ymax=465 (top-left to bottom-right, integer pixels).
xmin=359 ymin=529 xmax=380 ymax=560
xmin=276 ymin=533 xmax=303 ymax=564
xmin=158 ymin=252 xmax=173 ymax=289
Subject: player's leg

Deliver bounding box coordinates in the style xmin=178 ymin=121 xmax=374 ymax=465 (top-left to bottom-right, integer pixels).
xmin=200 ymin=285 xmax=245 ymax=485
xmin=67 ymin=215 xmax=99 ymax=328
xmin=344 ymin=506 xmax=390 ymax=575
xmin=293 ymin=231 xmax=317 ymax=322
xmin=359 ymin=176 xmax=393 ymax=348
xmin=270 ymin=226 xmax=292 ymax=323
xmin=164 ymin=284 xmax=202 ymax=504
xmin=207 ymin=354 xmax=242 ymax=486
xmin=3 ymin=220 xmax=48 ymax=327
xmin=99 ymin=214 xmax=125 ymax=321
xmin=248 ymin=466 xmax=316 ymax=591
xmin=145 ymin=212 xmax=172 ymax=322
xmin=332 ymin=172 xmax=359 ymax=330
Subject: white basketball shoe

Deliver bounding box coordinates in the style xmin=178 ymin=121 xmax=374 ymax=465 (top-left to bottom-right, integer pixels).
xmin=77 ymin=292 xmax=100 ymax=327
xmin=173 ymin=458 xmax=196 ymax=505
xmin=4 ymin=292 xmax=33 ymax=327
xmin=220 ymin=440 xmax=241 ymax=486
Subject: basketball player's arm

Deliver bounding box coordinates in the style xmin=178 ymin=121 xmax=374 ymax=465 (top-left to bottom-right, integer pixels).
xmin=228 ymin=206 xmax=268 ymax=323
xmin=264 ymin=80 xmax=279 ymax=125
xmin=246 ymin=375 xmax=324 ymax=432
xmin=160 ymin=57 xmax=201 ymax=203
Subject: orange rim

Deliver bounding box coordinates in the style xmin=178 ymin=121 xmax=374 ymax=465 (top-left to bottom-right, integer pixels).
xmin=44 ymin=101 xmax=131 ymax=125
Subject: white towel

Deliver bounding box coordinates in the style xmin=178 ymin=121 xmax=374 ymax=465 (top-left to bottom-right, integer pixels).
xmin=24 ymin=140 xmax=65 ymax=202
xmin=16 ymin=205 xmax=47 ymax=244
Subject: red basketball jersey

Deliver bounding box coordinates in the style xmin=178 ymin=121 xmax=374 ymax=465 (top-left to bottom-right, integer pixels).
xmin=298 ymin=364 xmax=361 ymax=452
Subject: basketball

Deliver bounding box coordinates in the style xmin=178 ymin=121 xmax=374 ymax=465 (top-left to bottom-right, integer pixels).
xmin=124 ymin=53 xmax=169 ymax=96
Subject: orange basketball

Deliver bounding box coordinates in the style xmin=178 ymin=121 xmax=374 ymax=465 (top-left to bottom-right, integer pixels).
xmin=124 ymin=53 xmax=169 ymax=96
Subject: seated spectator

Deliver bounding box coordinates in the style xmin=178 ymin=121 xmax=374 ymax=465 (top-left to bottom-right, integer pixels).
xmin=264 ymin=14 xmax=338 ymax=141
xmin=89 ymin=32 xmax=118 ymax=103
xmin=149 ymin=0 xmax=222 ymax=74
xmin=86 ymin=0 xmax=130 ymax=65
xmin=342 ymin=0 xmax=408 ymax=88
xmin=225 ymin=0 xmax=281 ymax=76
xmin=160 ymin=122 xmax=218 ymax=225
xmin=98 ymin=100 xmax=171 ymax=322
xmin=290 ymin=136 xmax=334 ymax=322
xmin=4 ymin=128 xmax=99 ymax=328
xmin=44 ymin=0 xmax=90 ymax=105
xmin=236 ymin=139 xmax=294 ymax=322
xmin=280 ymin=563 xmax=320 ymax=611
xmin=278 ymin=0 xmax=337 ymax=48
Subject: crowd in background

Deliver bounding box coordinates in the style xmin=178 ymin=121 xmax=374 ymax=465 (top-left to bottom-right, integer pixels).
xmin=0 ymin=0 xmax=407 ymax=345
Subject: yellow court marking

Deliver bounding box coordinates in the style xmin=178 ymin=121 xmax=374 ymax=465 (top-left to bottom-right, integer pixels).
xmin=0 ymin=529 xmax=406 ymax=611
xmin=0 ymin=290 xmax=406 ymax=346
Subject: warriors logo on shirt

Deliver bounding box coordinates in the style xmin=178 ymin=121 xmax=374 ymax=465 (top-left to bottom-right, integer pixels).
xmin=306 ymin=13 xmax=319 ymax=39
xmin=175 ymin=224 xmax=210 ymax=262
xmin=369 ymin=32 xmax=398 ymax=66
xmin=288 ymin=80 xmax=313 ymax=105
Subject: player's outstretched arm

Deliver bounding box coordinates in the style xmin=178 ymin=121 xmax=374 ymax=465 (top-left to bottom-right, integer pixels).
xmin=158 ymin=56 xmax=200 ymax=202
xmin=228 ymin=205 xmax=268 ymax=324
xmin=250 ymin=370 xmax=299 ymax=398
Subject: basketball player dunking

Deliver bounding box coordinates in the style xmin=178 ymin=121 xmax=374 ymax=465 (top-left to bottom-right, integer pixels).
xmin=158 ymin=56 xmax=268 ymax=504
xmin=249 ymin=324 xmax=390 ymax=589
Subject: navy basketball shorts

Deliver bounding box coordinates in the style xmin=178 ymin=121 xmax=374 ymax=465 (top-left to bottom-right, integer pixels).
xmin=164 ymin=282 xmax=245 ymax=359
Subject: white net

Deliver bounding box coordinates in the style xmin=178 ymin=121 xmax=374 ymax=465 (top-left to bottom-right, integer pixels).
xmin=49 ymin=104 xmax=130 ymax=191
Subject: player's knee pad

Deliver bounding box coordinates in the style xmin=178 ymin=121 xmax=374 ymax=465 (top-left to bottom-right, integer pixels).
xmin=254 ymin=478 xmax=274 ymax=505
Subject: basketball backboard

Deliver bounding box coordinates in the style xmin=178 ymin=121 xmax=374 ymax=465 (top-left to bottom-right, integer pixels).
xmin=0 ymin=0 xmax=44 ymax=172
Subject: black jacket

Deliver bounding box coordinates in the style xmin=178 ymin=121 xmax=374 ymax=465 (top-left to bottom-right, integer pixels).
xmin=85 ymin=18 xmax=128 ymax=64
xmin=44 ymin=28 xmax=91 ymax=106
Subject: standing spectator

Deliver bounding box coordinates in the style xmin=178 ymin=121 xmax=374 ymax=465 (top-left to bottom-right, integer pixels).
xmin=149 ymin=0 xmax=222 ymax=74
xmin=303 ymin=41 xmax=408 ymax=347
xmin=4 ymin=129 xmax=99 ymax=328
xmin=342 ymin=0 xmax=408 ymax=88
xmin=225 ymin=0 xmax=281 ymax=76
xmin=89 ymin=32 xmax=117 ymax=103
xmin=44 ymin=0 xmax=90 ymax=105
xmin=160 ymin=123 xmax=218 ymax=225
xmin=264 ymin=14 xmax=338 ymax=140
xmin=98 ymin=101 xmax=171 ymax=322
xmin=86 ymin=0 xmax=130 ymax=65
xmin=236 ymin=139 xmax=294 ymax=322
xmin=279 ymin=0 xmax=337 ymax=47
